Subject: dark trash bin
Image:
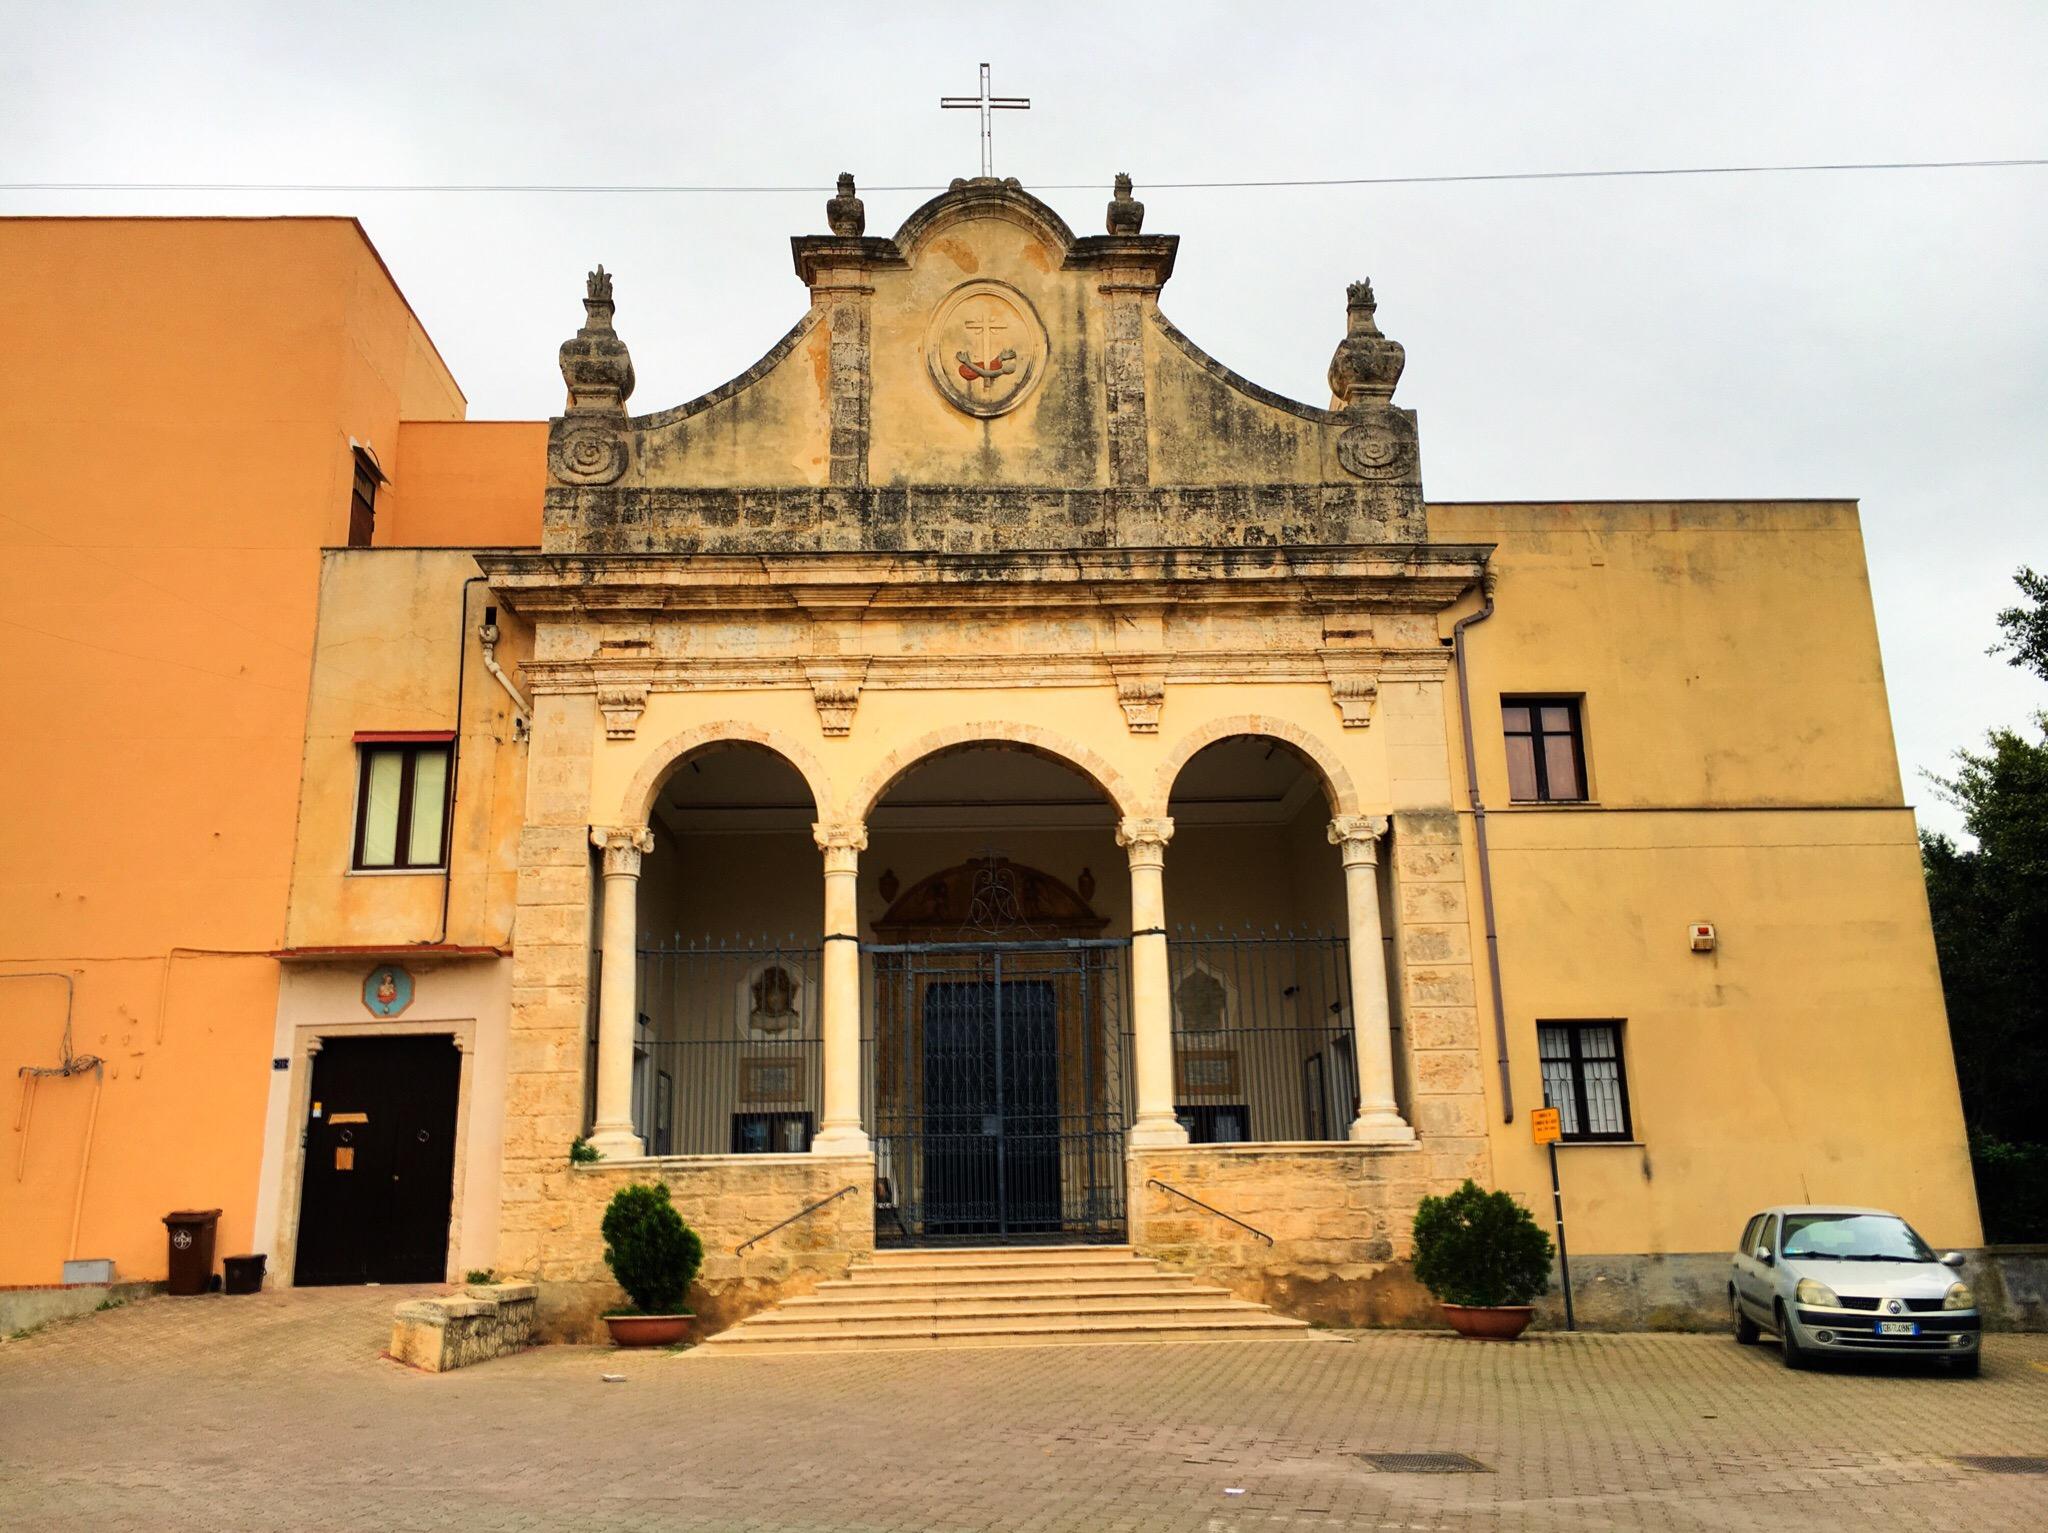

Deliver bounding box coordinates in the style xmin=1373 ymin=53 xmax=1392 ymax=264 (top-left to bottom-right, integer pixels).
xmin=163 ymin=1209 xmax=222 ymax=1296
xmin=222 ymin=1253 xmax=266 ymax=1295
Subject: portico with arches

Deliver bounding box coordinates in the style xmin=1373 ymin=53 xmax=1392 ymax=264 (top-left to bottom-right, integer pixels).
xmin=481 ymin=172 xmax=1493 ymax=1337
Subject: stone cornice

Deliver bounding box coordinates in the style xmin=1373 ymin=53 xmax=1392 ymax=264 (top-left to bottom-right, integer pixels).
xmin=519 ymin=645 xmax=1451 ymax=697
xmin=476 ymin=544 xmax=1490 ymax=623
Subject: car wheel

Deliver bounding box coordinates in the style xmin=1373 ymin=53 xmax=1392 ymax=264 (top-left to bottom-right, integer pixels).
xmin=1732 ymin=1289 xmax=1760 ymax=1345
xmin=1777 ymin=1304 xmax=1810 ymax=1370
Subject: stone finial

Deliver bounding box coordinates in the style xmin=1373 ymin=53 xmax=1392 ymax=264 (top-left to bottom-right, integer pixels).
xmin=1328 ymin=277 xmax=1405 ymax=409
xmin=558 ymin=263 xmax=635 ymax=416
xmin=826 ymin=172 xmax=866 ymax=237
xmin=1106 ymin=172 xmax=1145 ymax=236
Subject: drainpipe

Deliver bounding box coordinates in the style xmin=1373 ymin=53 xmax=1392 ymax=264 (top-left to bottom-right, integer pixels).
xmin=1451 ymin=570 xmax=1515 ymax=1123
xmin=478 ymin=612 xmax=531 ymax=738
xmin=431 ymin=577 xmax=486 ymax=947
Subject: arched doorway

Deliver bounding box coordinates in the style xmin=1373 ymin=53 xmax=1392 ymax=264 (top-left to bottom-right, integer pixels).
xmin=1162 ymin=734 xmax=1386 ymax=1143
xmin=860 ymin=745 xmax=1129 ymax=1244
xmin=625 ymin=741 xmax=823 ymax=1156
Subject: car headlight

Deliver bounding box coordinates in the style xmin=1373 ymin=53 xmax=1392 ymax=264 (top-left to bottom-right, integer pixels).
xmin=1944 ymin=1282 xmax=1974 ymax=1311
xmin=1795 ymin=1278 xmax=1840 ymax=1308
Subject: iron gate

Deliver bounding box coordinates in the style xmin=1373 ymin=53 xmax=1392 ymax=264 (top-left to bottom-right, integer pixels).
xmin=864 ymin=939 xmax=1130 ymax=1245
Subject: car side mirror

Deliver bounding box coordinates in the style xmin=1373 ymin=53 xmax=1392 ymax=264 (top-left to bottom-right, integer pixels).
xmin=1942 ymin=1251 xmax=1966 ymax=1269
xmin=1754 ymin=1247 xmax=1774 ymax=1266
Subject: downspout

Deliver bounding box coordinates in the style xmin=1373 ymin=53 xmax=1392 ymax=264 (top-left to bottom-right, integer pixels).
xmin=431 ymin=577 xmax=486 ymax=946
xmin=1452 ymin=569 xmax=1515 ymax=1123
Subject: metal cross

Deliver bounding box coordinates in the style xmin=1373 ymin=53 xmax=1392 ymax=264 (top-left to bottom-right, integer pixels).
xmin=940 ymin=63 xmax=1030 ymax=179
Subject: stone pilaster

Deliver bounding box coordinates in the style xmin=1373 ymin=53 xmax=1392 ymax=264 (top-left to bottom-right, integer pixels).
xmin=1388 ymin=809 xmax=1492 ymax=1187
xmin=499 ymin=691 xmax=600 ymax=1283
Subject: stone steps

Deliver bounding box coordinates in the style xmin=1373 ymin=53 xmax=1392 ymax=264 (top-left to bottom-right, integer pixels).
xmin=696 ymin=1245 xmax=1310 ymax=1355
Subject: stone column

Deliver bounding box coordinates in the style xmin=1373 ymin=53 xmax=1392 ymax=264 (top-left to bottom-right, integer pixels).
xmin=587 ymin=825 xmax=654 ymax=1159
xmin=811 ymin=822 xmax=871 ymax=1155
xmin=1119 ymin=816 xmax=1189 ymax=1148
xmin=1329 ymin=815 xmax=1417 ymax=1143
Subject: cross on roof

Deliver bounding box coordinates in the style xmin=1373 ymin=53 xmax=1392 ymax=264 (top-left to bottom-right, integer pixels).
xmin=940 ymin=63 xmax=1030 ymax=179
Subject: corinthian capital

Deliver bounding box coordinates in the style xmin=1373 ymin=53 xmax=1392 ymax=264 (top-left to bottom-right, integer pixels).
xmin=1326 ymin=815 xmax=1390 ymax=864
xmin=1116 ymin=815 xmax=1175 ymax=868
xmin=591 ymin=824 xmax=655 ymax=878
xmin=812 ymin=821 xmax=869 ymax=873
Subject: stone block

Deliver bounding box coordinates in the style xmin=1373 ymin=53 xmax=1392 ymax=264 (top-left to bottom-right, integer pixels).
xmin=1395 ymin=844 xmax=1462 ymax=883
xmin=1411 ymin=1050 xmax=1482 ymax=1095
xmin=1403 ymin=1007 xmax=1480 ymax=1051
xmin=389 ymin=1285 xmax=537 ymax=1372
xmin=1399 ymin=880 xmax=1467 ymax=923
xmin=1400 ymin=923 xmax=1472 ymax=964
xmin=1404 ymin=966 xmax=1476 ymax=1007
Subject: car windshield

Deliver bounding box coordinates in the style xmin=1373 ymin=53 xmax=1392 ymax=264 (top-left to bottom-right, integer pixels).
xmin=1779 ymin=1213 xmax=1935 ymax=1262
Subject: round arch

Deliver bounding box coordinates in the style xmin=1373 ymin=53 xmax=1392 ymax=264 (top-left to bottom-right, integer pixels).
xmin=618 ymin=720 xmax=833 ymax=827
xmin=1153 ymin=713 xmax=1362 ymax=818
xmin=845 ymin=720 xmax=1141 ymax=823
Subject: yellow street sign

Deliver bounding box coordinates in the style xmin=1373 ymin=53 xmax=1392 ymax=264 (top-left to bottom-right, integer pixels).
xmin=1530 ymin=1106 xmax=1562 ymax=1145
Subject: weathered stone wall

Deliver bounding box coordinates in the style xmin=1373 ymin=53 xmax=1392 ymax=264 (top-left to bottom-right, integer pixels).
xmin=1128 ymin=1145 xmax=1439 ymax=1327
xmin=537 ymin=1154 xmax=874 ymax=1342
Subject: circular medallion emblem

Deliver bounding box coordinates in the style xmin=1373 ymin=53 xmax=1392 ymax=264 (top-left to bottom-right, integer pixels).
xmin=1336 ymin=424 xmax=1412 ymax=480
xmin=925 ymin=280 xmax=1047 ymax=418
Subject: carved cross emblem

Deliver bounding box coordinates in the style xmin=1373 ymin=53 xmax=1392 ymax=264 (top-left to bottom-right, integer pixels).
xmin=925 ymin=281 xmax=1045 ymax=418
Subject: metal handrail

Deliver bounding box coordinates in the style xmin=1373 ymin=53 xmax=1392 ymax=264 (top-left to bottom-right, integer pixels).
xmin=1147 ymin=1178 xmax=1274 ymax=1245
xmin=734 ymin=1184 xmax=859 ymax=1254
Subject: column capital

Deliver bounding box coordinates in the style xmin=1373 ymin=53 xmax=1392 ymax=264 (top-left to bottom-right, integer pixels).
xmin=1327 ymin=814 xmax=1390 ymax=865
xmin=1116 ymin=815 xmax=1175 ymax=864
xmin=591 ymin=823 xmax=655 ymax=878
xmin=812 ymin=820 xmax=868 ymax=873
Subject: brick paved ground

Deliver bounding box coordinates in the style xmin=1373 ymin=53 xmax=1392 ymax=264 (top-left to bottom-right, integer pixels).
xmin=2 ymin=1286 xmax=2045 ymax=1531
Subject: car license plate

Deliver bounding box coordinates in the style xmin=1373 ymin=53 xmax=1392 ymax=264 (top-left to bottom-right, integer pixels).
xmin=1877 ymin=1320 xmax=1918 ymax=1337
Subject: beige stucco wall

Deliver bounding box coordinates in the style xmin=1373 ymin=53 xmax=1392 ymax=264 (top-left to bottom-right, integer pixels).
xmin=1433 ymin=501 xmax=1982 ymax=1256
xmin=282 ymin=549 xmax=531 ymax=952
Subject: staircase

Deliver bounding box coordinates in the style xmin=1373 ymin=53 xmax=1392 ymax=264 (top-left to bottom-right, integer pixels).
xmin=696 ymin=1245 xmax=1312 ymax=1355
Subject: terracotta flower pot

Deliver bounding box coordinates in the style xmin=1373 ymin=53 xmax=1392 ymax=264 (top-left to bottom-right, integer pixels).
xmin=1441 ymin=1303 xmax=1534 ymax=1340
xmin=604 ymin=1313 xmax=694 ymax=1347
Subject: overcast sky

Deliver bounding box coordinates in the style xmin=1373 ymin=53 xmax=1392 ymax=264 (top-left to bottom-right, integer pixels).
xmin=4 ymin=2 xmax=2042 ymax=838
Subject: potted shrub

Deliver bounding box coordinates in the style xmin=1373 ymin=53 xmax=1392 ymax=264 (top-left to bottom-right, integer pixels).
xmin=600 ymin=1182 xmax=704 ymax=1347
xmin=1411 ymin=1179 xmax=1554 ymax=1339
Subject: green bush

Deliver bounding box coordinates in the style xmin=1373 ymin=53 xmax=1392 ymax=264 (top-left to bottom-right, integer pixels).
xmin=569 ymin=1136 xmax=603 ymax=1164
xmin=601 ymin=1183 xmax=703 ymax=1316
xmin=1412 ymin=1180 xmax=1554 ymax=1308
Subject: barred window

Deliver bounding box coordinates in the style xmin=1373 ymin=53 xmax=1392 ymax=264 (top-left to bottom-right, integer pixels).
xmin=1537 ymin=1022 xmax=1632 ymax=1141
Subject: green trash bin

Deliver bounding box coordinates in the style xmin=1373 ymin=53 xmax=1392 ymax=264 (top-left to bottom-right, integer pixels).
xmin=163 ymin=1209 xmax=222 ymax=1296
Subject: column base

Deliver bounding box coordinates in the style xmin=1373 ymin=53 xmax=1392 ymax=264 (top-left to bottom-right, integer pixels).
xmin=809 ymin=1124 xmax=871 ymax=1156
xmin=1128 ymin=1114 xmax=1191 ymax=1149
xmin=1348 ymin=1112 xmax=1418 ymax=1146
xmin=585 ymin=1126 xmax=646 ymax=1160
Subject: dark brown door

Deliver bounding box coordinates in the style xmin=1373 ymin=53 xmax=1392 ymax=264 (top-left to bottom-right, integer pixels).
xmin=294 ymin=1035 xmax=461 ymax=1286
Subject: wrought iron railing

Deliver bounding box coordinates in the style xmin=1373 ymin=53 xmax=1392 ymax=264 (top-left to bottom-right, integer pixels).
xmin=1164 ymin=929 xmax=1357 ymax=1144
xmin=631 ymin=936 xmax=825 ymax=1157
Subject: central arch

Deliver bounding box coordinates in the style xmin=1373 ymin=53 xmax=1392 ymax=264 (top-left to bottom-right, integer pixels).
xmin=846 ymin=720 xmax=1141 ymax=824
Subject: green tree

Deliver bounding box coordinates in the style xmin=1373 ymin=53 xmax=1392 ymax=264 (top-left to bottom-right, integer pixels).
xmin=1922 ymin=567 xmax=2048 ymax=1241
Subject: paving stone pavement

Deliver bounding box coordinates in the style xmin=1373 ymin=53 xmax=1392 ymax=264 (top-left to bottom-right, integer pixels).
xmin=2 ymin=1285 xmax=2046 ymax=1531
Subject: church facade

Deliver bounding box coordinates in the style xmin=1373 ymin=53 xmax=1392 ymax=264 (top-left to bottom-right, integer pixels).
xmin=0 ymin=180 xmax=1980 ymax=1337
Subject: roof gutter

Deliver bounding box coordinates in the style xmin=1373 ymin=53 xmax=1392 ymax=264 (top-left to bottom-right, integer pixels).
xmin=1451 ymin=569 xmax=1514 ymax=1123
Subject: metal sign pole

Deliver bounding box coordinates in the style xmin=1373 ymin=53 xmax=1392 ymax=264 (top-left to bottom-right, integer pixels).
xmin=1548 ymin=1139 xmax=1575 ymax=1331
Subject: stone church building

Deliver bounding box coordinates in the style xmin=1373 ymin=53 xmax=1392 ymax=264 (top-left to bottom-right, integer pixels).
xmin=0 ymin=177 xmax=1980 ymax=1339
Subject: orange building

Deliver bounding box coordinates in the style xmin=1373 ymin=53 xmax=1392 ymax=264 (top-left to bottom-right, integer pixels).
xmin=0 ymin=218 xmax=537 ymax=1292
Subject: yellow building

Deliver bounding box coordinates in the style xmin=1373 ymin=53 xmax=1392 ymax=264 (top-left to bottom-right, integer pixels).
xmin=2 ymin=179 xmax=1981 ymax=1338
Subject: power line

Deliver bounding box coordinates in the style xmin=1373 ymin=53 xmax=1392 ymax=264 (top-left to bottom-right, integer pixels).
xmin=2 ymin=157 xmax=2044 ymax=197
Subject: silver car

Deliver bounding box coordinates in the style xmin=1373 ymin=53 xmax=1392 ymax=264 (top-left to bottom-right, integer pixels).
xmin=1730 ymin=1205 xmax=1981 ymax=1375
